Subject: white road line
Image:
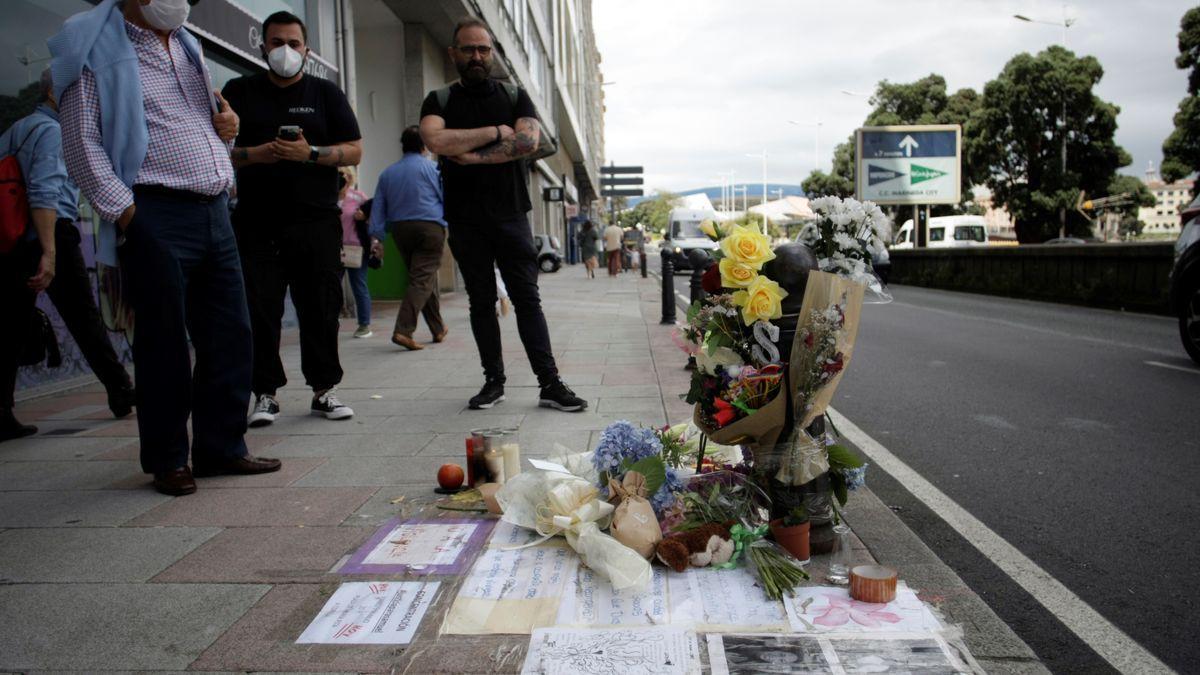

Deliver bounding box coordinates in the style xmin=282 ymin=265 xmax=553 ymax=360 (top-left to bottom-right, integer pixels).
xmin=826 ymin=406 xmax=1171 ymax=674
xmin=676 ymin=293 xmax=691 ymax=306
xmin=1145 ymin=360 xmax=1200 ymax=375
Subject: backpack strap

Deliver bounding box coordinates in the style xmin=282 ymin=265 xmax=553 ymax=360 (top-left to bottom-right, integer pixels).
xmin=500 ymin=81 xmax=519 ymax=111
xmin=435 ymin=85 xmax=452 ymax=112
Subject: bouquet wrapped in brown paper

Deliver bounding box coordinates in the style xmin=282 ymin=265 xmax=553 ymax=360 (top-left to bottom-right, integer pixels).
xmin=607 ymin=471 xmax=662 ymax=559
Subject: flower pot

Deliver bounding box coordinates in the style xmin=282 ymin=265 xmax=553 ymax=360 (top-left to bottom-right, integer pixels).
xmin=769 ymin=518 xmax=810 ymax=563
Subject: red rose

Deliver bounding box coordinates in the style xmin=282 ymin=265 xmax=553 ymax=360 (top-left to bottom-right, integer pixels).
xmin=713 ymin=398 xmax=736 ymax=427
xmin=701 ymin=263 xmax=722 ymax=293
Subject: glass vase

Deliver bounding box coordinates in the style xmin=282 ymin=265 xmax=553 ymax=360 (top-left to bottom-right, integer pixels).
xmin=826 ymin=523 xmax=853 ymax=585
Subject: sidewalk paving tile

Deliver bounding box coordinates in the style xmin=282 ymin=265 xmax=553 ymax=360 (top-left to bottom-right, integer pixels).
xmin=0 ymin=583 xmax=267 ymax=671
xmin=152 ymin=526 xmax=371 ymax=583
xmin=293 ymin=456 xmax=465 ymax=487
xmin=0 ymin=527 xmax=221 ymax=582
xmin=0 ymin=460 xmax=141 ymax=491
xmin=0 ymin=436 xmax=134 ymax=461
xmin=128 ymin=487 xmax=375 ymax=527
xmin=0 ymin=490 xmax=170 ymax=527
xmin=188 ymin=584 xmax=404 ymax=673
xmin=261 ymin=432 xmax=436 ymax=458
xmin=106 ymin=458 xmax=327 ymax=490
xmin=597 ymin=396 xmax=667 ymax=414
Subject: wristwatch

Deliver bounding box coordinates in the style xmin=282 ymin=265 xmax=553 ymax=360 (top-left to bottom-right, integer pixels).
xmin=308 ymin=146 xmax=321 ymax=163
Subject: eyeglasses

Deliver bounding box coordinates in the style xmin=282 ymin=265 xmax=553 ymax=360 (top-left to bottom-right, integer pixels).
xmin=455 ymin=45 xmax=493 ymax=57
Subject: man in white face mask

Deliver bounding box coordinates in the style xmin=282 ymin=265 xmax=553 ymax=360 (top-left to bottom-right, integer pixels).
xmin=220 ymin=12 xmax=363 ymax=429
xmin=49 ymin=0 xmax=282 ymax=496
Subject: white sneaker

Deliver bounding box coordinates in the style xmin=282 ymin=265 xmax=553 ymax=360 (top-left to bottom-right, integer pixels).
xmin=311 ymin=388 xmax=354 ymax=420
xmin=353 ymin=325 xmax=373 ymax=338
xmin=248 ymin=394 xmax=279 ymax=427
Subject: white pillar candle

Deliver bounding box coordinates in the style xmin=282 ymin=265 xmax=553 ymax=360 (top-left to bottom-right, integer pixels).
xmin=501 ymin=443 xmax=521 ymax=481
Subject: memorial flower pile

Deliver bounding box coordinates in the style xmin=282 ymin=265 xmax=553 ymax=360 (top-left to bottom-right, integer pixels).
xmin=591 ymin=420 xmax=684 ymax=517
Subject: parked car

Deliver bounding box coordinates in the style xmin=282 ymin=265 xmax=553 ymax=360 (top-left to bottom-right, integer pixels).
xmin=892 ymin=215 xmax=989 ymax=249
xmin=663 ymin=208 xmax=720 ymax=271
xmin=533 ymin=233 xmax=562 ymax=273
xmin=1170 ymin=197 xmax=1200 ymax=365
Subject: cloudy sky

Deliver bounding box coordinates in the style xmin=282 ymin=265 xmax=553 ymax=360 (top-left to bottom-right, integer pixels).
xmin=592 ymin=0 xmax=1194 ymax=195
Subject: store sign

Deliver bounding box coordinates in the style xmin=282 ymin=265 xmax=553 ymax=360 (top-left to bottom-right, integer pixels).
xmin=855 ymin=125 xmax=960 ymax=205
xmin=543 ymin=187 xmax=564 ymax=202
xmin=186 ymin=0 xmax=339 ymax=82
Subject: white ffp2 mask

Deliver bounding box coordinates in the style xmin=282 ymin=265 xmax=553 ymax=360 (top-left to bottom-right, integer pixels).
xmin=141 ymin=0 xmax=191 ymax=32
xmin=267 ymin=45 xmax=306 ymax=79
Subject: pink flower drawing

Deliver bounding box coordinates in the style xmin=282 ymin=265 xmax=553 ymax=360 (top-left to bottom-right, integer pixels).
xmin=812 ymin=594 xmax=903 ymax=628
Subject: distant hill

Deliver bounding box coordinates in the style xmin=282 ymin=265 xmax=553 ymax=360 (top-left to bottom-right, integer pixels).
xmin=627 ymin=184 xmax=805 ymax=207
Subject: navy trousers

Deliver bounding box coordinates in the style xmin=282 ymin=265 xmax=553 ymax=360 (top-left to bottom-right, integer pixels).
xmin=117 ymin=191 xmax=251 ymax=474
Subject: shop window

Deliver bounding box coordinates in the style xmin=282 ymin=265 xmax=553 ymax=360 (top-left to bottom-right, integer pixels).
xmin=240 ymin=0 xmax=306 ymax=22
xmin=0 ymin=0 xmax=93 ymax=131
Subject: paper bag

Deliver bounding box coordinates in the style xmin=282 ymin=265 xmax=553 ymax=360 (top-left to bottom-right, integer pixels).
xmin=787 ymin=270 xmax=865 ymax=430
xmin=607 ymin=472 xmax=662 ymax=559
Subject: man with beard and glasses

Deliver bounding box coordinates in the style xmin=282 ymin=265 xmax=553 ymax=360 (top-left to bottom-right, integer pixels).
xmin=419 ymin=17 xmax=587 ymax=412
xmin=221 ymin=11 xmax=362 ymax=428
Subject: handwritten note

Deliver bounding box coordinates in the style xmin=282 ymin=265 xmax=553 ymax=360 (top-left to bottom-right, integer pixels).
xmin=442 ymin=542 xmax=579 ymax=634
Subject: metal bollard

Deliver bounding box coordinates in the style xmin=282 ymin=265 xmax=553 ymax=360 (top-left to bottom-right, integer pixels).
xmin=640 ymin=250 xmax=648 ymax=278
xmin=660 ymin=248 xmax=676 ymax=325
xmin=688 ymin=249 xmax=710 ymax=305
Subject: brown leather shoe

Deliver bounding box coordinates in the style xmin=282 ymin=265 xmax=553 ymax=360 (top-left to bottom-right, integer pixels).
xmin=153 ymin=467 xmax=197 ymax=496
xmin=192 ymin=454 xmax=282 ymax=477
xmin=433 ymin=328 xmax=449 ymax=343
xmin=391 ymin=333 xmax=424 ymax=351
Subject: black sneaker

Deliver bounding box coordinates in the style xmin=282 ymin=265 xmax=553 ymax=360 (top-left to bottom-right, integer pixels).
xmin=539 ymin=380 xmax=588 ymax=412
xmin=312 ymin=388 xmax=354 ymax=420
xmin=248 ymin=394 xmax=280 ymax=427
xmin=469 ymin=379 xmax=505 ymax=410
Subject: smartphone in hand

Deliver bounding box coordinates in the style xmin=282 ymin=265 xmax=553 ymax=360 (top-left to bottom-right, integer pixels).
xmin=277 ymin=125 xmax=302 ymax=141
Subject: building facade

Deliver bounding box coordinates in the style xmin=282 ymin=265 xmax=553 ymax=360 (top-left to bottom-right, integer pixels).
xmin=1138 ymin=164 xmax=1193 ymax=237
xmin=348 ymin=0 xmax=606 ymax=293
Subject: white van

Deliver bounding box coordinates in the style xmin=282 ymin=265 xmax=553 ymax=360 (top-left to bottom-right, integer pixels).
xmin=892 ymin=215 xmax=989 ymax=249
xmin=664 ymin=208 xmax=720 ymax=270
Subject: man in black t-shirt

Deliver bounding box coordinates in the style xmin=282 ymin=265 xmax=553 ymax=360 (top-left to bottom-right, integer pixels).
xmin=420 ymin=17 xmax=586 ymax=413
xmin=222 ymin=11 xmax=362 ymax=427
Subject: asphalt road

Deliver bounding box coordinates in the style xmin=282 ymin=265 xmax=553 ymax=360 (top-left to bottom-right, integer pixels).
xmin=830 ymin=285 xmax=1200 ymax=673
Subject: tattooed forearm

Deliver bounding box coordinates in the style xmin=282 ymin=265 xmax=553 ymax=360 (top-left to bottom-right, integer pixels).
xmin=474 ymin=119 xmax=541 ymax=163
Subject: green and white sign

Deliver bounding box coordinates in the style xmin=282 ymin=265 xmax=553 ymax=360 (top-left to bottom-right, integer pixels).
xmin=855 ymin=125 xmax=961 ymax=205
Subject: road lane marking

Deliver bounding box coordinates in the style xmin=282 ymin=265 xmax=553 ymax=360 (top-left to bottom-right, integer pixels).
xmin=827 ymin=406 xmax=1171 ymax=674
xmin=1145 ymin=360 xmax=1200 ymax=375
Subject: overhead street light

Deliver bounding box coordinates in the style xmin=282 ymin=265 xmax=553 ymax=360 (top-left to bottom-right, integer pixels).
xmin=1014 ymin=4 xmax=1077 ymax=237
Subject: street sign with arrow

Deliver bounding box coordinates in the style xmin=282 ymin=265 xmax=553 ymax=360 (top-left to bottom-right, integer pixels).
xmin=856 ymin=124 xmax=961 ymax=205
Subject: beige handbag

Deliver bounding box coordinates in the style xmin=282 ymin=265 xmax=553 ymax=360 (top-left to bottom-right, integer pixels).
xmin=341 ymin=244 xmax=363 ymax=269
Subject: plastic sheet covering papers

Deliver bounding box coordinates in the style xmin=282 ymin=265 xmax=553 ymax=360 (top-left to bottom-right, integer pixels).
xmin=521 ymin=626 xmax=702 ymax=675
xmin=296 ymin=581 xmax=438 ymax=644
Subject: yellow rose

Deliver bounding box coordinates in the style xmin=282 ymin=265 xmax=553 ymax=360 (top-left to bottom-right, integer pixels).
xmin=699 ymin=219 xmax=719 ymax=239
xmin=732 ymin=275 xmax=788 ymax=324
xmin=720 ymin=224 xmax=776 ymax=269
xmin=719 ymin=257 xmax=758 ymax=288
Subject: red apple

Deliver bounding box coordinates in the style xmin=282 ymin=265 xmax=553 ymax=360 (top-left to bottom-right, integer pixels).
xmin=437 ymin=463 xmax=465 ymax=490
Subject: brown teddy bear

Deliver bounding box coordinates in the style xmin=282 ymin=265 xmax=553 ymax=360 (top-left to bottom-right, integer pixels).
xmin=655 ymin=522 xmax=735 ymax=573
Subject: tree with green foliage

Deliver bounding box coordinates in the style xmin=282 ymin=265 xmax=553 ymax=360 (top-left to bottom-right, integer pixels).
xmin=0 ymin=81 xmax=41 ymax=133
xmin=801 ymin=75 xmax=982 ymax=213
xmin=616 ymin=190 xmax=680 ymax=234
xmin=968 ymin=46 xmax=1131 ymax=243
xmin=1162 ymin=6 xmax=1200 ymax=188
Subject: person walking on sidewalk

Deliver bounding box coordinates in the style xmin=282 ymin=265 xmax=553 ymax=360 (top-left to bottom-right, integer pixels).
xmin=221 ymin=11 xmax=362 ymax=427
xmin=419 ymin=17 xmax=586 ymax=412
xmin=0 ymin=70 xmax=136 ymax=443
xmin=51 ymin=0 xmax=280 ymax=495
xmin=338 ymin=166 xmax=372 ymax=339
xmin=603 ymin=221 xmax=623 ymax=277
xmin=368 ymin=126 xmax=447 ymax=351
xmin=578 ymin=220 xmax=599 ymax=279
